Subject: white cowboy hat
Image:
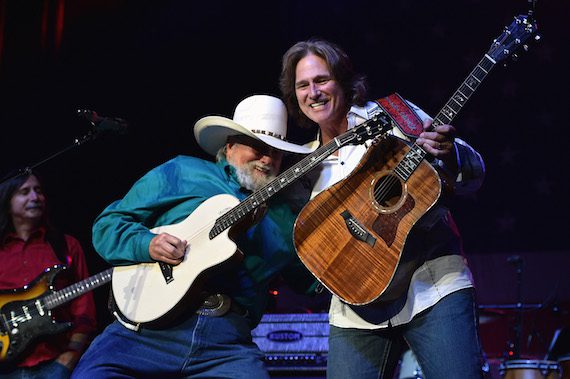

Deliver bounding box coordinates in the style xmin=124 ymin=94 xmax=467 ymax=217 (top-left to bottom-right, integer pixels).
xmin=194 ymin=95 xmax=317 ymax=156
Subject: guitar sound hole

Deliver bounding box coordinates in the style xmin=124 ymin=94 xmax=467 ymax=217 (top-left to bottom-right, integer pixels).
xmin=373 ymin=174 xmax=402 ymax=208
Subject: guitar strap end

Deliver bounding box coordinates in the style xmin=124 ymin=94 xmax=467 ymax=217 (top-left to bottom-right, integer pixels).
xmin=108 ymin=289 xmax=141 ymax=331
xmin=375 ymin=93 xmax=424 ymax=139
xmin=112 ymin=311 xmax=140 ymax=332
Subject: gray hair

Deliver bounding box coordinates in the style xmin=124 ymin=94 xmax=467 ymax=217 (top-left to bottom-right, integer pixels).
xmin=215 ymin=145 xmax=227 ymax=162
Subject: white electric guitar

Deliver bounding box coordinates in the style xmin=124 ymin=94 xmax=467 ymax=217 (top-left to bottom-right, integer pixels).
xmin=111 ymin=114 xmax=392 ymax=327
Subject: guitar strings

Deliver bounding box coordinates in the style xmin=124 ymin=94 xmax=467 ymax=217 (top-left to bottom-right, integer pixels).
xmin=2 ymin=271 xmax=112 ymax=327
xmin=345 ymin=142 xmax=423 ymax=219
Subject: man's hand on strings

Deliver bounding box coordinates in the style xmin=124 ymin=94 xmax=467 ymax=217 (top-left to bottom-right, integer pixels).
xmin=149 ymin=233 xmax=187 ymax=265
xmin=416 ymin=119 xmax=458 ymax=173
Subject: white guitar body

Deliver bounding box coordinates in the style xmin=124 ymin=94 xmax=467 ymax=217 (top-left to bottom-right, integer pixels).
xmin=111 ymin=194 xmax=241 ymax=325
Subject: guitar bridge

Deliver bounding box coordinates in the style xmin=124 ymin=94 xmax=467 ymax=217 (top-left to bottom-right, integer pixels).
xmin=340 ymin=210 xmax=376 ymax=247
xmin=158 ymin=262 xmax=174 ymax=284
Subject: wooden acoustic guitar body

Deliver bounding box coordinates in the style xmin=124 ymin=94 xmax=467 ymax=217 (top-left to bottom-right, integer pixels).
xmin=294 ymin=136 xmax=441 ymax=305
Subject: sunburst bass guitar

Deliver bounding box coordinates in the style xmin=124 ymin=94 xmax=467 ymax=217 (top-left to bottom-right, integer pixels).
xmin=294 ymin=14 xmax=538 ymax=306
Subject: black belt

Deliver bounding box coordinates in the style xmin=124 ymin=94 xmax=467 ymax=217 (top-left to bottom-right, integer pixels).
xmin=196 ymin=294 xmax=248 ymax=318
xmin=112 ymin=294 xmax=249 ymax=332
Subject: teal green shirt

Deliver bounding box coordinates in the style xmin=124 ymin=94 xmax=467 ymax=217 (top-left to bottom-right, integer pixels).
xmin=92 ymin=155 xmax=316 ymax=326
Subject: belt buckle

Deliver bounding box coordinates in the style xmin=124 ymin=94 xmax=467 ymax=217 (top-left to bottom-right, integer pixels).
xmin=196 ymin=294 xmax=231 ymax=317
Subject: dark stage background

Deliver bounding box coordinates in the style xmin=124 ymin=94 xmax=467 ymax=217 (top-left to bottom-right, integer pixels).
xmin=1 ymin=0 xmax=568 ymax=364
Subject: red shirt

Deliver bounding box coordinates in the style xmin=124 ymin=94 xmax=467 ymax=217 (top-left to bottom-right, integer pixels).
xmin=0 ymin=227 xmax=97 ymax=367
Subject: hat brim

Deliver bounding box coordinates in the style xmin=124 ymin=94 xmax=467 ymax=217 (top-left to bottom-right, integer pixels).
xmin=194 ymin=116 xmax=316 ymax=156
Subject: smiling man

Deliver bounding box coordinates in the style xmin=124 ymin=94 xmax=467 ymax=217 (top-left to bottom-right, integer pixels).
xmin=224 ymin=134 xmax=283 ymax=192
xmin=280 ymin=39 xmax=486 ymax=379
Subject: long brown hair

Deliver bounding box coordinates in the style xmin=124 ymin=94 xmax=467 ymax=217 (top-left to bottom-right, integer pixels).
xmin=279 ymin=38 xmax=368 ymax=128
xmin=0 ymin=171 xmax=48 ymax=246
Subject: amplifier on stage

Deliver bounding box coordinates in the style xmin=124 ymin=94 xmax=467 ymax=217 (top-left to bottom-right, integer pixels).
xmin=252 ymin=313 xmax=329 ymax=371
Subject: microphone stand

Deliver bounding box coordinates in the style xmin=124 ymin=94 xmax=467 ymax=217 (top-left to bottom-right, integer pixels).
xmin=509 ymin=255 xmax=525 ymax=360
xmin=1 ymin=126 xmax=99 ymax=186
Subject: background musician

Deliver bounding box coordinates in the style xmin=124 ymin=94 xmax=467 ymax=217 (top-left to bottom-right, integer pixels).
xmin=0 ymin=172 xmax=96 ymax=378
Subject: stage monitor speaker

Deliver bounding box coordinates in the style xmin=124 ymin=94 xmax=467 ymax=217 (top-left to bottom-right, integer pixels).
xmin=252 ymin=313 xmax=329 ymax=372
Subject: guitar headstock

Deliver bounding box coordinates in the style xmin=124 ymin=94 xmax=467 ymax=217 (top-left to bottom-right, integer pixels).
xmin=487 ymin=14 xmax=539 ymax=64
xmin=341 ymin=111 xmax=392 ymax=146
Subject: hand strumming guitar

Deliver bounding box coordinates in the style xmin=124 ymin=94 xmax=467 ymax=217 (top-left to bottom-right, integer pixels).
xmin=149 ymin=232 xmax=187 ymax=265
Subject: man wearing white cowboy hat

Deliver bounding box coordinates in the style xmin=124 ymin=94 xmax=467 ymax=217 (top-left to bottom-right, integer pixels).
xmin=73 ymin=95 xmax=319 ymax=378
xmin=194 ymin=94 xmax=316 ymax=192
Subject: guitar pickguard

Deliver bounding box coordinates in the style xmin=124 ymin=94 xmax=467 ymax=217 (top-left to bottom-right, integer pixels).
xmin=371 ymin=194 xmax=415 ymax=247
xmin=0 ymin=267 xmax=70 ymax=364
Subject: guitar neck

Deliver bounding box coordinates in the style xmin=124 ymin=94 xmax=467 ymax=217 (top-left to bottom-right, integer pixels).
xmin=43 ymin=268 xmax=113 ymax=310
xmin=432 ymin=54 xmax=496 ymax=128
xmin=210 ymin=140 xmax=346 ymax=239
xmin=394 ymin=53 xmax=496 ymax=182
xmin=210 ymin=115 xmax=390 ymax=239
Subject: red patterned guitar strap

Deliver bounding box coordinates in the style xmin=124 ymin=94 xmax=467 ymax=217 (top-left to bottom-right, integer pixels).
xmin=375 ymin=93 xmax=424 ymax=138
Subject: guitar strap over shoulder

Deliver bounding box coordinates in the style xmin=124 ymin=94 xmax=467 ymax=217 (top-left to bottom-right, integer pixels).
xmin=45 ymin=230 xmax=70 ymax=266
xmin=375 ymin=93 xmax=424 ymax=139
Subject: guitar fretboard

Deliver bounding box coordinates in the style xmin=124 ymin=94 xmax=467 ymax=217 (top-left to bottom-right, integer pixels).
xmin=43 ymin=268 xmax=113 ymax=309
xmin=394 ymin=54 xmax=496 ymax=182
xmin=209 ymin=113 xmax=392 ymax=239
xmin=432 ymin=54 xmax=495 ymax=128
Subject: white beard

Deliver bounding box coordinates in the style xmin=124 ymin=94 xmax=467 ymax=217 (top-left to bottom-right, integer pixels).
xmin=233 ymin=161 xmax=277 ymax=191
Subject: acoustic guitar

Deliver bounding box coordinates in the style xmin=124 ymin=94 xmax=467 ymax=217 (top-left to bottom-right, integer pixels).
xmin=294 ymin=14 xmax=539 ymax=306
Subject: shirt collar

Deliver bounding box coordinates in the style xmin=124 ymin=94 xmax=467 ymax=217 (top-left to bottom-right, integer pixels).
xmin=216 ymin=158 xmax=236 ymax=180
xmin=348 ymin=103 xmax=369 ymax=121
xmin=217 ymin=158 xmax=250 ymax=193
xmin=3 ymin=225 xmax=47 ymax=244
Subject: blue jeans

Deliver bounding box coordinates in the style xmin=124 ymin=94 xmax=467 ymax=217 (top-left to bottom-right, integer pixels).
xmin=0 ymin=360 xmax=70 ymax=379
xmin=72 ymin=311 xmax=268 ymax=379
xmin=327 ymin=288 xmax=483 ymax=379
